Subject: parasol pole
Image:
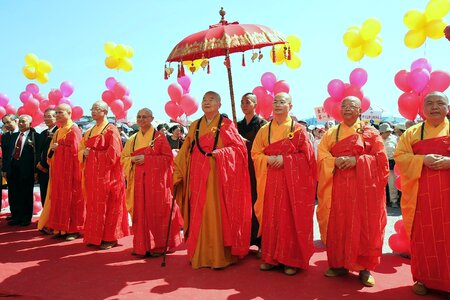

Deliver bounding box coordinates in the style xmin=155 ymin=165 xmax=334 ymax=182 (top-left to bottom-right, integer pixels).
xmin=225 ymin=50 xmax=238 ymax=125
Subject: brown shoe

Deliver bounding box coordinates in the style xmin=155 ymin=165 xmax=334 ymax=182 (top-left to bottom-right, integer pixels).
xmin=324 ymin=267 xmax=349 ymax=277
xmin=65 ymin=233 xmax=80 ymax=241
xmin=412 ymin=282 xmax=428 ymax=295
xmin=284 ymin=266 xmax=297 ymax=276
xmin=359 ymin=270 xmax=375 ymax=287
xmin=260 ymin=263 xmax=275 ymax=271
xmin=99 ymin=241 xmax=117 ymax=250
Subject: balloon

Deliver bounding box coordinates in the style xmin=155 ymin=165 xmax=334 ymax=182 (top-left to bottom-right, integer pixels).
xmin=122 ymin=96 xmax=133 ymax=111
xmin=404 ymin=9 xmax=426 ymax=30
xmin=32 ymin=110 xmax=44 ymax=126
xmin=33 ymin=201 xmax=42 ymax=215
xmin=361 ymin=97 xmax=370 ymax=113
xmin=398 ymin=92 xmax=420 ymax=120
xmin=343 ymin=85 xmax=363 ymax=100
xmin=25 ymin=53 xmax=39 ymax=66
xmin=286 ymin=54 xmax=301 ymax=69
xmin=5 ymin=104 xmax=16 ymax=114
xmin=388 ymin=234 xmax=410 ymax=254
xmin=343 ymin=28 xmax=363 ymax=48
xmin=261 ymin=72 xmax=277 ymax=92
xmin=394 ymin=70 xmax=412 ymax=92
xmin=104 ymin=41 xmax=116 ymax=56
xmin=60 ymin=81 xmax=74 ymax=97
xmin=24 ymin=98 xmax=39 ymax=111
xmin=411 ymin=58 xmax=432 ymax=73
xmin=33 ymin=191 xmax=41 ymax=203
xmin=114 ymin=44 xmax=127 ymax=57
xmin=109 ymin=99 xmax=124 ymax=116
xmin=428 ymin=70 xmax=450 ymax=92
xmin=115 ymin=110 xmax=127 ymax=120
xmin=270 ymin=45 xmax=285 ymax=65
xmin=48 ymin=89 xmax=63 ymax=105
xmin=286 ymin=35 xmax=301 ymax=52
xmin=17 ymin=106 xmax=26 ymax=116
xmin=360 ymin=18 xmax=382 ymax=41
xmin=180 ymin=94 xmax=198 ymax=116
xmin=349 ymin=68 xmax=368 ymax=87
xmin=26 ymin=83 xmax=39 ymax=95
xmin=101 ymin=91 xmax=114 ymax=104
xmin=113 ymin=82 xmax=128 ymax=99
xmin=177 ymin=76 xmax=192 ymax=93
xmin=0 ymin=107 xmax=6 ymax=119
xmin=394 ymin=220 xmax=406 ymax=235
xmin=71 ymin=106 xmax=84 ymax=120
xmin=0 ymin=93 xmax=9 ymax=107
xmin=425 ymin=0 xmax=450 ymax=21
xmin=362 ymin=39 xmax=382 ymax=57
xmin=20 ymin=91 xmax=33 ymax=104
xmin=252 ymin=86 xmax=267 ymax=101
xmin=164 ymin=101 xmax=183 ymax=119
xmin=323 ymin=97 xmax=337 ymax=115
xmin=105 ymin=56 xmax=119 ymax=69
xmin=39 ymin=100 xmax=50 ymax=111
xmin=327 ymin=79 xmax=345 ymax=100
xmin=105 ymin=77 xmax=117 ymax=90
xmin=118 ymin=58 xmax=133 ymax=72
xmin=347 ymin=46 xmax=364 ymax=62
xmin=404 ymin=29 xmax=426 ymax=48
xmin=58 ymin=97 xmax=72 ymax=107
xmin=425 ymin=19 xmax=446 ymax=39
xmin=22 ymin=66 xmax=36 ymax=80
xmin=168 ymin=83 xmax=183 ymax=103
xmin=331 ymin=103 xmax=343 ymax=122
xmin=273 ymin=80 xmax=290 ymax=95
xmin=36 ymin=71 xmax=49 ymax=84
xmin=407 ymin=68 xmax=430 ymax=93
xmin=38 ymin=60 xmax=52 ymax=73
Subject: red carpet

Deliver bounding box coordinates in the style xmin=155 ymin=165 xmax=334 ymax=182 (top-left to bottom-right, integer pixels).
xmin=0 ymin=215 xmax=447 ymax=300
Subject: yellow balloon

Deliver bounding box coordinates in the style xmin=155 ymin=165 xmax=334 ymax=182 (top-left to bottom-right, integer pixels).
xmin=343 ymin=29 xmax=363 ymax=48
xmin=118 ymin=58 xmax=133 ymax=72
xmin=360 ymin=18 xmax=382 ymax=41
xmin=104 ymin=42 xmax=116 ymax=56
xmin=124 ymin=46 xmax=134 ymax=58
xmin=25 ymin=53 xmax=39 ymax=67
xmin=404 ymin=9 xmax=426 ymax=30
xmin=270 ymin=45 xmax=285 ymax=64
xmin=425 ymin=19 xmax=446 ymax=39
xmin=404 ymin=29 xmax=426 ymax=48
xmin=425 ymin=0 xmax=450 ymax=21
xmin=286 ymin=35 xmax=301 ymax=52
xmin=36 ymin=71 xmax=49 ymax=84
xmin=105 ymin=56 xmax=119 ymax=69
xmin=285 ymin=54 xmax=301 ymax=69
xmin=22 ymin=66 xmax=36 ymax=79
xmin=38 ymin=60 xmax=52 ymax=73
xmin=347 ymin=46 xmax=364 ymax=62
xmin=362 ymin=40 xmax=382 ymax=57
xmin=114 ymin=44 xmax=127 ymax=58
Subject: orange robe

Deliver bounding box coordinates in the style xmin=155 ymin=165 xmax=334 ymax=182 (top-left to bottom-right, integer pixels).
xmin=47 ymin=121 xmax=85 ymax=233
xmin=174 ymin=114 xmax=252 ymax=269
xmin=79 ymin=120 xmax=129 ymax=245
xmin=121 ymin=128 xmax=182 ymax=255
xmin=394 ymin=119 xmax=450 ymax=292
xmin=317 ymin=122 xmax=388 ymax=271
xmin=252 ymin=118 xmax=316 ymax=269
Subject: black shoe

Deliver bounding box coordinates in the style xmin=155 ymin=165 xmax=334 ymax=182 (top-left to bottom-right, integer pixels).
xmin=19 ymin=221 xmax=31 ymax=227
xmin=6 ymin=216 xmax=13 ymax=221
xmin=7 ymin=220 xmax=20 ymax=226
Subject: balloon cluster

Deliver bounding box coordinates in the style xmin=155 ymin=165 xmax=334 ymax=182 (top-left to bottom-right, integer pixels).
xmin=388 ymin=220 xmax=411 ymax=256
xmin=164 ymin=76 xmax=198 ymax=120
xmin=22 ymin=53 xmax=53 ymax=84
xmin=104 ymin=42 xmax=134 ymax=72
xmin=0 ymin=93 xmax=17 ymax=120
xmin=101 ymin=77 xmax=132 ymax=120
xmin=323 ymin=68 xmax=371 ymax=122
xmin=404 ymin=0 xmax=449 ymax=48
xmin=252 ymin=72 xmax=290 ymax=120
xmin=270 ymin=35 xmax=302 ymax=69
xmin=395 ymin=58 xmax=450 ymax=120
xmin=46 ymin=81 xmax=84 ymax=121
xmin=343 ymin=18 xmax=382 ymax=62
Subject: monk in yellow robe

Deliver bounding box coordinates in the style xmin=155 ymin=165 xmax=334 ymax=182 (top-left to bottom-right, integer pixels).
xmin=394 ymin=91 xmax=450 ymax=296
xmin=173 ymin=91 xmax=252 ymax=269
xmin=317 ymin=96 xmax=389 ymax=287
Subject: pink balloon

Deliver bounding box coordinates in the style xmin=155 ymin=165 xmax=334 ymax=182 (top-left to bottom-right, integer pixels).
xmin=113 ymin=82 xmax=128 ymax=99
xmin=39 ymin=100 xmax=50 ymax=111
xmin=273 ymin=80 xmax=290 ymax=95
xmin=407 ymin=68 xmax=430 ymax=94
xmin=349 ymin=68 xmax=368 ymax=87
xmin=72 ymin=106 xmax=84 ymax=120
xmin=60 ymin=81 xmax=74 ymax=97
xmin=165 ymin=101 xmax=183 ymax=119
xmin=0 ymin=93 xmax=9 ymax=107
xmin=323 ymin=97 xmax=336 ymax=115
xmin=331 ymin=103 xmax=343 ymax=122
xmin=180 ymin=94 xmax=198 ymax=116
xmin=410 ymin=58 xmax=432 ymax=73
xmin=109 ymin=99 xmax=125 ymax=115
xmin=24 ymin=98 xmax=39 ymax=111
xmin=32 ymin=109 xmax=44 ymax=126
xmin=177 ymin=76 xmax=192 ymax=93
xmin=394 ymin=70 xmax=412 ymax=93
xmin=58 ymin=97 xmax=73 ymax=107
xmin=388 ymin=233 xmax=410 ymax=254
xmin=428 ymin=70 xmax=450 ymax=92
xmin=261 ymin=72 xmax=277 ymax=92
xmin=115 ymin=110 xmax=126 ymax=120
xmin=17 ymin=106 xmax=26 ymax=116
xmin=5 ymin=104 xmax=16 ymax=114
xmin=394 ymin=220 xmax=406 ymax=235
xmin=168 ymin=83 xmax=183 ymax=103
xmin=398 ymin=92 xmax=419 ymax=120
xmin=34 ymin=93 xmax=46 ymax=102
xmin=327 ymin=79 xmax=345 ymax=100
xmin=102 ymin=90 xmax=115 ymax=104
xmin=0 ymin=106 xmax=6 ymax=120
xmin=252 ymin=86 xmax=267 ymax=101
xmin=48 ymin=89 xmax=63 ymax=105
xmin=26 ymin=83 xmax=39 ymax=95
xmin=105 ymin=77 xmax=117 ymax=90
xmin=343 ymin=84 xmax=363 ymax=100
xmin=361 ymin=97 xmax=370 ymax=113
xmin=20 ymin=91 xmax=33 ymax=104
xmin=122 ymin=96 xmax=132 ymax=111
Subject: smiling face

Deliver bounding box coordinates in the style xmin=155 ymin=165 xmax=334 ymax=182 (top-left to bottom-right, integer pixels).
xmin=423 ymin=92 xmax=449 ymax=125
xmin=44 ymin=109 xmax=57 ymax=128
xmin=201 ymin=92 xmax=221 ymax=115
xmin=136 ymin=109 xmax=154 ymax=131
xmin=18 ymin=116 xmax=31 ymax=132
xmin=340 ymin=97 xmax=361 ymax=125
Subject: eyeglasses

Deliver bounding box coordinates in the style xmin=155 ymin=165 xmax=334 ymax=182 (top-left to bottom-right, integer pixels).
xmin=340 ymin=105 xmax=360 ymax=111
xmin=90 ymin=107 xmax=105 ymax=112
xmin=137 ymin=115 xmax=151 ymax=119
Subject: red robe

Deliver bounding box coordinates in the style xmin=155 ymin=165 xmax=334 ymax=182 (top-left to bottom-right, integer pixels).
xmin=132 ymin=131 xmax=182 ymax=255
xmin=83 ymin=125 xmax=129 ymax=245
xmin=48 ymin=125 xmax=85 ymax=232
xmin=327 ymin=127 xmax=388 ymax=271
xmin=261 ymin=127 xmax=316 ymax=269
xmin=410 ymin=136 xmax=450 ymax=292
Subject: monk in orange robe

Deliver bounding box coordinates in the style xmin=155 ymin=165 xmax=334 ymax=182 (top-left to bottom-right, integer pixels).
xmin=79 ymin=101 xmax=129 ymax=250
xmin=317 ymin=96 xmax=389 ymax=287
xmin=252 ymin=93 xmax=316 ymax=276
xmin=46 ymin=104 xmax=84 ymax=240
xmin=394 ymin=91 xmax=450 ymax=296
xmin=121 ymin=108 xmax=182 ymax=257
xmin=173 ymin=91 xmax=252 ymax=269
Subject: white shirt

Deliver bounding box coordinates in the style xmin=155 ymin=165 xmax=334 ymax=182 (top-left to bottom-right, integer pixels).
xmin=383 ymin=133 xmax=397 ymax=159
xmin=14 ymin=130 xmax=30 ymax=158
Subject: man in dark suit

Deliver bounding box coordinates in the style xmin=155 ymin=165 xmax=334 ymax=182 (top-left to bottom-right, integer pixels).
xmin=2 ymin=115 xmax=39 ymax=226
xmin=36 ymin=108 xmax=57 ymax=207
xmin=1 ymin=114 xmax=18 ymax=221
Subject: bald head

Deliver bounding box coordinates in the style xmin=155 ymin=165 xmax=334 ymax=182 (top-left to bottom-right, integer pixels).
xmin=93 ymin=100 xmax=109 ymax=112
xmin=57 ymin=104 xmax=72 ymax=113
xmin=424 ymin=91 xmax=448 ymax=105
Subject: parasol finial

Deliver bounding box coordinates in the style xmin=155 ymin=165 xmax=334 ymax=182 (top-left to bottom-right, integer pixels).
xmin=219 ymin=7 xmax=226 ymax=24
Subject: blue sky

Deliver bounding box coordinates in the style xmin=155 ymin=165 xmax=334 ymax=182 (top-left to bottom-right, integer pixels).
xmin=0 ymin=0 xmax=448 ymax=123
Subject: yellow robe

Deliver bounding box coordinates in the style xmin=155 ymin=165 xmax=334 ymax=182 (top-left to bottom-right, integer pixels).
xmin=120 ymin=127 xmax=156 ymax=216
xmin=394 ymin=118 xmax=449 ymax=237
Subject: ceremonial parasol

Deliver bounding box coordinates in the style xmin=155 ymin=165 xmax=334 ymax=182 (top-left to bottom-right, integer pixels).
xmin=165 ymin=8 xmax=287 ymax=124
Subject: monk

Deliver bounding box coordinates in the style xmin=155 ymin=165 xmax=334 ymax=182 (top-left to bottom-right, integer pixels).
xmin=45 ymin=104 xmax=84 ymax=240
xmin=394 ymin=91 xmax=450 ymax=296
xmin=79 ymin=101 xmax=129 ymax=250
xmin=317 ymin=96 xmax=389 ymax=287
xmin=173 ymin=91 xmax=252 ymax=269
xmin=252 ymin=92 xmax=316 ymax=276
xmin=121 ymin=108 xmax=182 ymax=257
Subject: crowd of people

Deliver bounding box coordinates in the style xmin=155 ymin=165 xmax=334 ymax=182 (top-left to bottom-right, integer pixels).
xmin=0 ymin=90 xmax=449 ymax=297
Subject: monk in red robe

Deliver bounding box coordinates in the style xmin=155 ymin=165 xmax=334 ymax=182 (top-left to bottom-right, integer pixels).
xmin=317 ymin=96 xmax=389 ymax=287
xmin=47 ymin=104 xmax=84 ymax=240
xmin=173 ymin=91 xmax=252 ymax=269
xmin=121 ymin=108 xmax=182 ymax=257
xmin=252 ymin=92 xmax=316 ymax=276
xmin=395 ymin=91 xmax=450 ymax=296
xmin=79 ymin=101 xmax=129 ymax=250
